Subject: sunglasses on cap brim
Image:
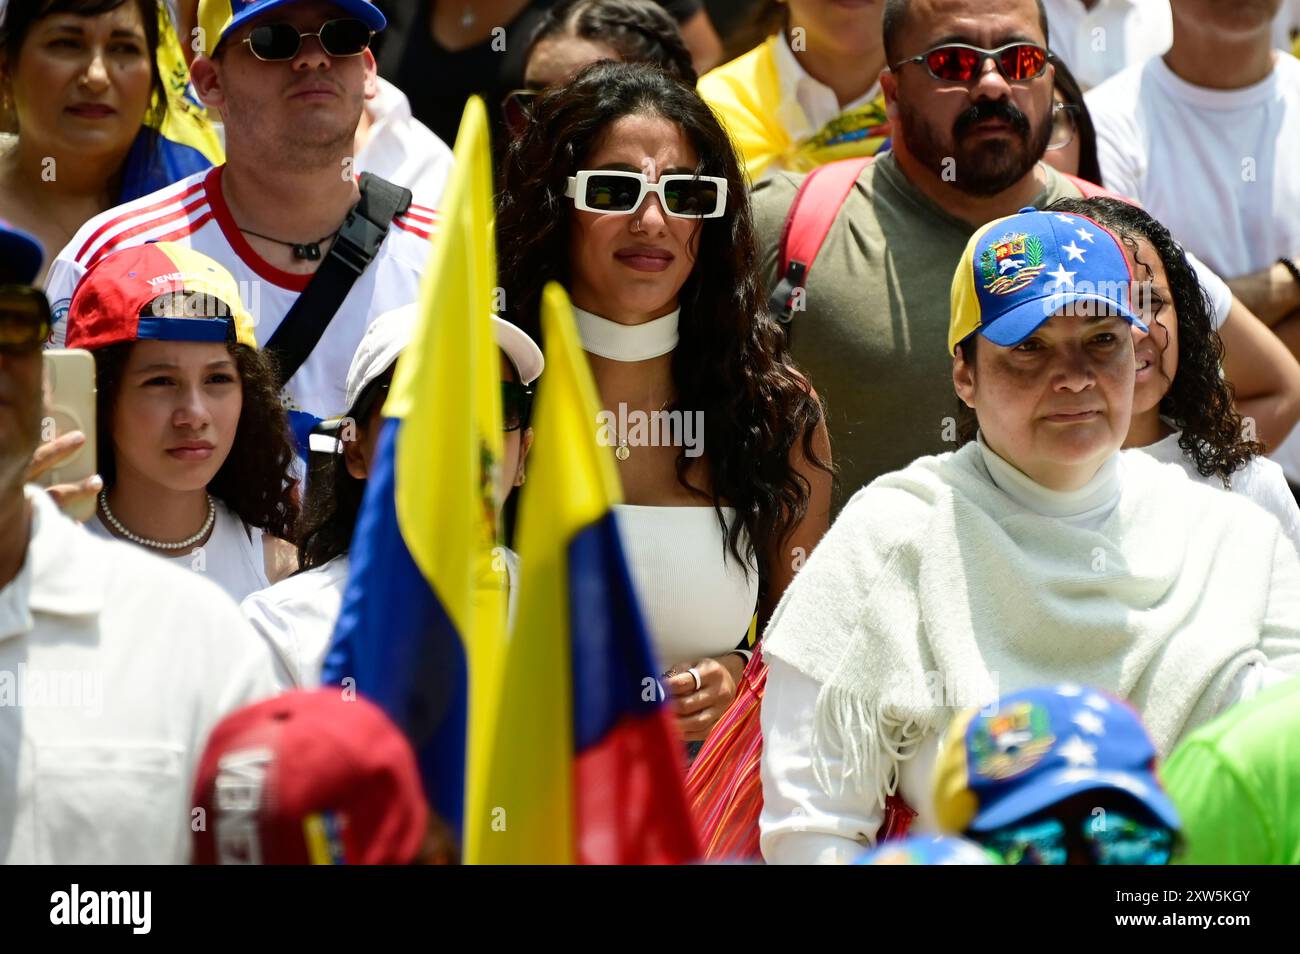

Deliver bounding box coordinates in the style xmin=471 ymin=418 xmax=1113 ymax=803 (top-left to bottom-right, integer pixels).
xmin=565 ymin=170 xmax=728 ymax=219
xmin=891 ymin=42 xmax=1051 ymax=84
xmin=240 ymin=17 xmax=374 ymax=61
xmin=973 ymin=809 xmax=1176 ymax=866
xmin=0 ymin=285 xmax=52 ymax=353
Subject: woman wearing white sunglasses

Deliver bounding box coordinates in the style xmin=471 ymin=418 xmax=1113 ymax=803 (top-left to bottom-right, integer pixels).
xmin=499 ymin=60 xmax=833 ymax=748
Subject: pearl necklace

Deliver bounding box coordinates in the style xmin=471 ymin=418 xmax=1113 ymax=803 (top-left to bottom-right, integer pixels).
xmin=98 ymin=490 xmax=216 ymax=551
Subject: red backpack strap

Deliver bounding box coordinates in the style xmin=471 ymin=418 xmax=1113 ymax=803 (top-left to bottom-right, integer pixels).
xmin=769 ymin=156 xmax=873 ymax=329
xmin=1063 ymin=173 xmax=1127 ymax=202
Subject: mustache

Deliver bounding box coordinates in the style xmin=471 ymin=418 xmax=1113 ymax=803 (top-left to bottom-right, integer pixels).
xmin=953 ymin=99 xmax=1031 ymax=138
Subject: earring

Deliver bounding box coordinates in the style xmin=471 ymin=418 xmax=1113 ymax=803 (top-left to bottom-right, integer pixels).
xmin=517 ymin=470 xmax=527 ymax=486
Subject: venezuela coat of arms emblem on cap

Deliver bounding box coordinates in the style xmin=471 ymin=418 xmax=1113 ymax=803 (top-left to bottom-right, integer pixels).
xmin=969 ymin=701 xmax=1056 ymax=780
xmin=980 ymin=232 xmax=1045 ymax=295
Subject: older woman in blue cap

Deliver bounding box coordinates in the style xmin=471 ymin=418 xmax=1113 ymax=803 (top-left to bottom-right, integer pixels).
xmin=758 ymin=207 xmax=1300 ymax=864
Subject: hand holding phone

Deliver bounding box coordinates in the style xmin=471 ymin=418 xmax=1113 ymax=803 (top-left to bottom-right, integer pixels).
xmin=31 ymin=350 xmax=100 ymax=522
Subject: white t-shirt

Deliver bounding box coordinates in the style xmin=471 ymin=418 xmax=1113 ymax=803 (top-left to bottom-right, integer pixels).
xmin=1087 ymin=53 xmax=1300 ymax=282
xmin=0 ymin=487 xmax=281 ymax=864
xmin=1042 ymin=0 xmax=1173 ymax=91
xmin=1088 ymin=54 xmax=1300 ymax=478
xmin=356 ymin=78 xmax=454 ymax=207
xmin=43 ymin=166 xmax=437 ymax=427
xmin=85 ymin=498 xmax=271 ymax=603
xmin=1136 ymin=431 xmax=1300 ymax=555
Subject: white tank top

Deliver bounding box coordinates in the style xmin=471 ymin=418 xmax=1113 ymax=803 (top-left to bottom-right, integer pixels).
xmin=87 ymin=498 xmax=270 ymax=603
xmin=613 ymin=505 xmax=760 ymax=673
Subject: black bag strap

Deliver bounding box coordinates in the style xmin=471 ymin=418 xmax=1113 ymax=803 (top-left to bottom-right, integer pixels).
xmin=264 ymin=172 xmax=413 ymax=389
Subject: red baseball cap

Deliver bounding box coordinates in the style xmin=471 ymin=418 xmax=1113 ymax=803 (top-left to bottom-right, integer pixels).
xmin=66 ymin=242 xmax=258 ymax=352
xmin=191 ymin=689 xmax=428 ymax=865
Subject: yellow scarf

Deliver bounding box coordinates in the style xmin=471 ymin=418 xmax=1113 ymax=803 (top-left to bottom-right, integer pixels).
xmin=698 ymin=35 xmax=889 ymax=183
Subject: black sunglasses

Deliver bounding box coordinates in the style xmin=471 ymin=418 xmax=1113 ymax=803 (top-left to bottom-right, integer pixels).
xmin=502 ymin=89 xmax=540 ymax=139
xmin=891 ymin=42 xmax=1051 ymax=84
xmin=503 ymin=380 xmax=534 ymax=433
xmin=0 ymin=285 xmax=52 ymax=354
xmin=242 ymin=17 xmax=374 ymax=62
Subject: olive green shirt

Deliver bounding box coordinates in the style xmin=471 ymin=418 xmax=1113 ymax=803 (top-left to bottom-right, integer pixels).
xmin=752 ymin=153 xmax=1082 ymax=509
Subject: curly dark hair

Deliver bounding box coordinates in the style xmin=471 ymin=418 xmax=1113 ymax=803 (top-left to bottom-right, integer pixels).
xmin=958 ymin=198 xmax=1261 ymax=484
xmin=497 ymin=60 xmax=831 ymax=577
xmin=93 ymin=338 xmax=300 ymax=541
xmin=527 ymin=0 xmax=697 ymax=84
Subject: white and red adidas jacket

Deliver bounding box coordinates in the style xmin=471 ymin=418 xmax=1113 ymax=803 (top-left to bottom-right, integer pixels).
xmin=45 ymin=165 xmax=438 ymax=428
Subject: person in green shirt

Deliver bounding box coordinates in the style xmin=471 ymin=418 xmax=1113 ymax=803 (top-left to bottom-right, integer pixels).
xmin=751 ymin=0 xmax=1300 ymax=510
xmin=1161 ymin=677 xmax=1300 ymax=865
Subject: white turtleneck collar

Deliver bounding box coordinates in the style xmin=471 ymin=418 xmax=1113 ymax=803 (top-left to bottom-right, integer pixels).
xmin=573 ymin=305 xmax=680 ymax=362
xmin=976 ymin=433 xmax=1122 ymax=528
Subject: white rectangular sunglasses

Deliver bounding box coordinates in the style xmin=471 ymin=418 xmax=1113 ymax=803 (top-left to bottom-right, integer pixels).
xmin=564 ymin=169 xmax=729 ymax=219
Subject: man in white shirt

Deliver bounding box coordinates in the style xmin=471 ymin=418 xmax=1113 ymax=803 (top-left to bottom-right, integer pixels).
xmin=354 ymin=76 xmax=454 ymax=206
xmin=1042 ymin=0 xmax=1173 ymax=90
xmin=44 ymin=0 xmax=436 ymax=454
xmin=1087 ymin=0 xmax=1300 ymax=480
xmin=0 ymin=225 xmax=281 ymax=863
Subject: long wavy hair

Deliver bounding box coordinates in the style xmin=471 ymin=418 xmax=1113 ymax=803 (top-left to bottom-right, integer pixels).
xmin=497 ymin=61 xmax=831 ymax=578
xmin=93 ymin=339 xmax=300 ymax=540
xmin=958 ymin=197 xmax=1261 ymax=484
xmin=526 ymin=0 xmax=697 ymax=83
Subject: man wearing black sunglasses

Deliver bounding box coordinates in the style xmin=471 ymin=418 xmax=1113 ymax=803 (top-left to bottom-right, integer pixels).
xmin=44 ymin=0 xmax=437 ymax=459
xmin=751 ymin=0 xmax=1300 ymax=510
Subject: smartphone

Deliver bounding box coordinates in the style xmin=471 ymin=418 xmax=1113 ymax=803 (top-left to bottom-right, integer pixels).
xmin=40 ymin=349 xmax=98 ymax=523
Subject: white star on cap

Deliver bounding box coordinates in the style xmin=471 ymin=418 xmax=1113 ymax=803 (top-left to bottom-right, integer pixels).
xmin=1084 ymin=692 xmax=1111 ymax=712
xmin=1073 ymin=710 xmax=1105 ymax=736
xmin=1047 ymin=263 xmax=1076 ymax=288
xmin=1059 ymin=735 xmax=1098 ymax=768
xmin=1076 ymin=227 xmax=1095 ymax=243
xmin=1062 ymin=241 xmax=1087 ymax=262
xmin=1055 ymin=213 xmax=1075 ymax=224
xmin=1057 ymin=684 xmax=1083 ymax=697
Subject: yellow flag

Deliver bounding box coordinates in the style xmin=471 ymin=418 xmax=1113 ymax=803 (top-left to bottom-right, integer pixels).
xmin=387 ymin=95 xmax=505 ymax=862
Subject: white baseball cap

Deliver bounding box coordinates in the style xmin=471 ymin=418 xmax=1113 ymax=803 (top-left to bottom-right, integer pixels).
xmin=343 ymin=303 xmax=543 ymax=416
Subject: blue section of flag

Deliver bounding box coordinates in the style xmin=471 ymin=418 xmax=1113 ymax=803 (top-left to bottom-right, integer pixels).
xmin=569 ymin=513 xmax=664 ymax=751
xmin=118 ymin=128 xmax=214 ymax=204
xmin=324 ymin=418 xmax=470 ymax=831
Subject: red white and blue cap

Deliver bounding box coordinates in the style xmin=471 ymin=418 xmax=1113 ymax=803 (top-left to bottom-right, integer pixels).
xmin=0 ymin=219 xmax=44 ymax=285
xmin=932 ymin=685 xmax=1182 ymax=834
xmin=198 ymin=0 xmax=387 ymax=55
xmin=949 ymin=208 xmax=1148 ymax=354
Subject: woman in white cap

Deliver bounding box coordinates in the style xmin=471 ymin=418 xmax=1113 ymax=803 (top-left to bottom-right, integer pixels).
xmin=758 ymin=207 xmax=1300 ymax=864
xmin=241 ymin=303 xmax=544 ymax=689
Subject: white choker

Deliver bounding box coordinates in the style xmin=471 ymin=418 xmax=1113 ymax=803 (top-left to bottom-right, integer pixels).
xmin=573 ymin=306 xmax=680 ymax=362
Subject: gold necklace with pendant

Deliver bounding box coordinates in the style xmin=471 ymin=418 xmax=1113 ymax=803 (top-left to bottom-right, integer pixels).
xmin=615 ymin=398 xmax=673 ymax=462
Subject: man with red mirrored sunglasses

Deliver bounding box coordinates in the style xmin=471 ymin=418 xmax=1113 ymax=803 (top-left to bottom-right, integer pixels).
xmin=43 ymin=0 xmax=438 ymax=459
xmin=751 ymin=0 xmax=1300 ymax=510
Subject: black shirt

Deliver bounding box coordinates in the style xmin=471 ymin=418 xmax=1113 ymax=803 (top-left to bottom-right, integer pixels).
xmin=382 ymin=1 xmax=555 ymax=149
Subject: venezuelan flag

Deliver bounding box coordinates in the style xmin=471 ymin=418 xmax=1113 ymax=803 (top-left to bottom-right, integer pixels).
xmin=119 ymin=3 xmax=224 ymax=202
xmin=474 ymin=283 xmax=699 ymax=864
xmin=322 ymin=96 xmax=505 ymax=854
